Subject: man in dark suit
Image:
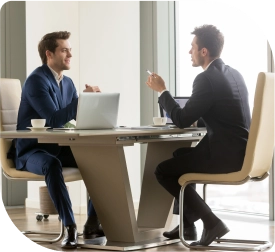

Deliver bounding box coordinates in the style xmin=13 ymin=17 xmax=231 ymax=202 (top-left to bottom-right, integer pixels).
xmin=146 ymin=25 xmax=251 ymax=246
xmin=16 ymin=31 xmax=103 ymax=248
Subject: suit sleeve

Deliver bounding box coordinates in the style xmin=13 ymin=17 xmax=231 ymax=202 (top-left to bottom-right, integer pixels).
xmin=159 ymin=73 xmax=214 ymax=128
xmin=25 ymin=74 xmax=78 ymax=128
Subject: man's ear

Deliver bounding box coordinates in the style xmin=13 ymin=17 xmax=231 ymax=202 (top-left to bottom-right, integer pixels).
xmin=45 ymin=50 xmax=52 ymax=60
xmin=201 ymin=48 xmax=208 ymax=56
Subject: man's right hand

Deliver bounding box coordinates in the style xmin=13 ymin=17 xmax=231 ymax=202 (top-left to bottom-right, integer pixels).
xmin=83 ymin=84 xmax=101 ymax=92
xmin=146 ymin=73 xmax=166 ymax=93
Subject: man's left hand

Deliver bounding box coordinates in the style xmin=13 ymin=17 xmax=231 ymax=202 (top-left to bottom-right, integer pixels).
xmin=83 ymin=84 xmax=101 ymax=92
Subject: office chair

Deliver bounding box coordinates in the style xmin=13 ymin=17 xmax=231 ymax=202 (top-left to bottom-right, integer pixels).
xmin=0 ymin=78 xmax=83 ymax=243
xmin=178 ymin=72 xmax=274 ymax=251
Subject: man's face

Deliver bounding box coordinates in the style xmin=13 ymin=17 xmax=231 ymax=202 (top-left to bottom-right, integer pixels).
xmin=189 ymin=36 xmax=204 ymax=67
xmin=47 ymin=39 xmax=72 ymax=74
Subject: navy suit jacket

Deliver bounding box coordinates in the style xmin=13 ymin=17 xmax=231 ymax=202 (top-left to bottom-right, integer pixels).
xmin=159 ymin=58 xmax=251 ymax=173
xmin=16 ymin=64 xmax=78 ymax=170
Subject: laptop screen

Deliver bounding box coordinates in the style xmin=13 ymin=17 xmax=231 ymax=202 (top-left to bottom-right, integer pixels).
xmin=76 ymin=92 xmax=120 ymax=129
xmin=159 ymin=96 xmax=190 ymax=124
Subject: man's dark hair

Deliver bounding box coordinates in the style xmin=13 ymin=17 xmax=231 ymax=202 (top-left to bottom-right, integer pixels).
xmin=38 ymin=31 xmax=71 ymax=64
xmin=191 ymin=25 xmax=224 ymax=59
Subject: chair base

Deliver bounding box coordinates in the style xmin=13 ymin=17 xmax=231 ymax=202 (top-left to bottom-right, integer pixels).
xmin=22 ymin=218 xmax=64 ymax=243
xmin=21 ymin=219 xmax=83 ymax=243
xmin=184 ymin=238 xmax=272 ymax=251
xmin=179 ymin=177 xmax=273 ymax=251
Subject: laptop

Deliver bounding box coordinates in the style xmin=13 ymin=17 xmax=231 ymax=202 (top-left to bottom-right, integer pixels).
xmin=74 ymin=92 xmax=120 ymax=129
xmin=159 ymin=96 xmax=190 ymax=125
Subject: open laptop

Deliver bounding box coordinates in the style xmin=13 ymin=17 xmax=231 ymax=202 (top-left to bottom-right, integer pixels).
xmin=58 ymin=92 xmax=120 ymax=130
xmin=159 ymin=96 xmax=190 ymax=125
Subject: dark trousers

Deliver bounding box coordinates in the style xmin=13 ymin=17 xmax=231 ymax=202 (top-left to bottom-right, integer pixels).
xmin=23 ymin=146 xmax=96 ymax=226
xmin=155 ymin=147 xmax=212 ymax=225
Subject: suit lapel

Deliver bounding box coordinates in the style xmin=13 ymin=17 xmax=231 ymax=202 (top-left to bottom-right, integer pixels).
xmin=42 ymin=64 xmax=63 ymax=109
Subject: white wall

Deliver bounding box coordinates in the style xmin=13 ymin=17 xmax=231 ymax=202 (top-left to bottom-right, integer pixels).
xmin=26 ymin=1 xmax=80 ymax=91
xmin=79 ymin=1 xmax=140 ymax=207
xmin=25 ymin=1 xmax=140 ymax=213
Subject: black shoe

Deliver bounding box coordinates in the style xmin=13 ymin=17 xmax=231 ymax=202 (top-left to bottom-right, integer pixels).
xmin=190 ymin=220 xmax=230 ymax=246
xmin=61 ymin=224 xmax=78 ymax=249
xmin=83 ymin=221 xmax=105 ymax=239
xmin=163 ymin=225 xmax=197 ymax=240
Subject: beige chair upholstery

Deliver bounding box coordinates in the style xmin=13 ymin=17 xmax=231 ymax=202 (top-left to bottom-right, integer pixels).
xmin=0 ymin=78 xmax=82 ymax=243
xmin=178 ymin=72 xmax=274 ymax=251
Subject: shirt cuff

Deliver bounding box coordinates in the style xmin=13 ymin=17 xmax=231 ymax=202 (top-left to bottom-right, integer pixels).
xmin=159 ymin=89 xmax=168 ymax=96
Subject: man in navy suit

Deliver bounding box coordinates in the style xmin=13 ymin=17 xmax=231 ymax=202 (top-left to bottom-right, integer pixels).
xmin=146 ymin=25 xmax=251 ymax=246
xmin=16 ymin=31 xmax=103 ymax=248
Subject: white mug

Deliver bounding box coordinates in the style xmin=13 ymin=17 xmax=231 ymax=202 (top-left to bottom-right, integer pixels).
xmin=153 ymin=117 xmax=167 ymax=125
xmin=31 ymin=119 xmax=46 ymax=128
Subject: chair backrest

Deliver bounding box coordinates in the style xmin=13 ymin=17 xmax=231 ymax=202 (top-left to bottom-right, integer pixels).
xmin=0 ymin=78 xmax=21 ymax=131
xmin=0 ymin=78 xmax=81 ymax=182
xmin=242 ymin=72 xmax=274 ymax=178
xmin=0 ymin=78 xmax=45 ymax=179
xmin=0 ymin=78 xmax=22 ymax=173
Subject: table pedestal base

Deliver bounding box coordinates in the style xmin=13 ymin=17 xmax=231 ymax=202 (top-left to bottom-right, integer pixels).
xmin=78 ymin=237 xmax=180 ymax=251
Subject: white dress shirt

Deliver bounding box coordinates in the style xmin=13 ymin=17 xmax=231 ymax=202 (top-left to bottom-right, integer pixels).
xmin=48 ymin=66 xmax=64 ymax=87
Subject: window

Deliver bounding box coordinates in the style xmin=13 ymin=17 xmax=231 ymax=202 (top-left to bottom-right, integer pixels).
xmin=175 ymin=1 xmax=269 ymax=215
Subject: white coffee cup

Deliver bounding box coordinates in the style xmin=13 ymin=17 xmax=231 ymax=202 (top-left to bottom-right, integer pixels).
xmin=31 ymin=119 xmax=46 ymax=128
xmin=153 ymin=117 xmax=167 ymax=125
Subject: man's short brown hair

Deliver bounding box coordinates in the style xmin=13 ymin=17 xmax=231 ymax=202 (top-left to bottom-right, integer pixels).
xmin=38 ymin=31 xmax=71 ymax=64
xmin=191 ymin=25 xmax=224 ymax=59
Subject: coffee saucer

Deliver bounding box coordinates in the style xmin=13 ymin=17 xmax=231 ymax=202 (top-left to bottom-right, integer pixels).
xmin=27 ymin=127 xmax=51 ymax=132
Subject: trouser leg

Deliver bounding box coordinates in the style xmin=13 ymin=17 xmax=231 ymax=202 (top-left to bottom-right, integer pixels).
xmin=173 ymin=186 xmax=196 ymax=227
xmin=172 ymin=148 xmax=197 ymax=226
xmin=155 ymin=154 xmax=212 ymax=223
xmin=23 ymin=151 xmax=75 ymax=226
xmin=57 ymin=147 xmax=97 ymax=218
xmin=85 ymin=200 xmax=100 ymax=226
xmin=87 ymin=199 xmax=97 ymax=216
xmin=57 ymin=147 xmax=103 ymax=236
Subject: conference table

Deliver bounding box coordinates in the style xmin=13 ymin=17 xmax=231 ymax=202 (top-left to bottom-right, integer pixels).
xmin=0 ymin=127 xmax=206 ymax=250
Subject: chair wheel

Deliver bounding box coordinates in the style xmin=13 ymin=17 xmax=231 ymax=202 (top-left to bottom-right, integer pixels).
xmin=43 ymin=215 xmax=49 ymax=219
xmin=36 ymin=215 xmax=43 ymax=221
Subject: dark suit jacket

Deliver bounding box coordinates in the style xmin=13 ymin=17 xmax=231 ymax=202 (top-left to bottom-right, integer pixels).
xmin=159 ymin=58 xmax=251 ymax=173
xmin=16 ymin=64 xmax=78 ymax=170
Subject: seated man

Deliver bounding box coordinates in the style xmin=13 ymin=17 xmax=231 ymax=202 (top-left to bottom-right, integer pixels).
xmin=15 ymin=31 xmax=103 ymax=248
xmin=146 ymin=25 xmax=251 ymax=246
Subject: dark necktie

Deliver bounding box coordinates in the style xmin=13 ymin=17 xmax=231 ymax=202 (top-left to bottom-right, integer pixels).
xmin=59 ymin=80 xmax=63 ymax=95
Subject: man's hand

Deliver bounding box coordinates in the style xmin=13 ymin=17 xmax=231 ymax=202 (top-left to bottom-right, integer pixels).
xmin=83 ymin=84 xmax=101 ymax=92
xmin=146 ymin=73 xmax=166 ymax=93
